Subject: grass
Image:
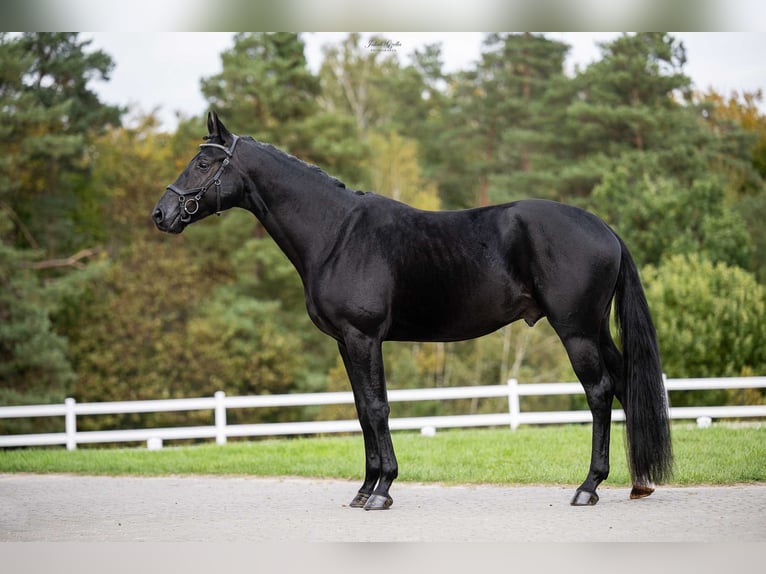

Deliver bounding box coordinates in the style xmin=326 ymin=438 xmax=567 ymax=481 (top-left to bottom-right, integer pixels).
xmin=1 ymin=424 xmax=764 ymax=487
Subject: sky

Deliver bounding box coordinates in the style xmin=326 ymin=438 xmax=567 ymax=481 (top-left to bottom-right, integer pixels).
xmin=84 ymin=32 xmax=766 ymax=131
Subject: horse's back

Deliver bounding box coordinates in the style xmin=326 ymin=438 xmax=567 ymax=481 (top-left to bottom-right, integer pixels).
xmin=312 ymin=195 xmax=622 ymax=342
xmin=371 ymin=196 xmax=618 ymax=256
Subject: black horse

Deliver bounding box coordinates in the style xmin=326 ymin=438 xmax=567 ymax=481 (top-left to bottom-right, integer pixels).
xmin=153 ymin=112 xmax=672 ymax=509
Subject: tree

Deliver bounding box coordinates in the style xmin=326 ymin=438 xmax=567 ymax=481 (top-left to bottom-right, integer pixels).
xmin=643 ymin=254 xmax=766 ymax=405
xmin=0 ymin=33 xmax=121 ymax=409
xmin=735 ymin=192 xmax=766 ymax=283
xmin=10 ymin=30 xmax=762 ymax=426
xmin=367 ymin=131 xmax=440 ymax=210
xmin=440 ymin=33 xmax=570 ymax=207
xmin=482 ymin=33 xmax=571 ymax=203
xmin=571 ymin=33 xmax=690 ymax=146
xmin=1 ymin=33 xmax=122 ymax=257
xmin=201 ymin=32 xmax=368 ymax=186
xmin=317 ymin=34 xmax=451 ymax=194
xmin=318 ymin=33 xmax=401 ymax=135
xmin=561 ymin=33 xmax=699 ymax=196
xmin=591 ymin=166 xmax=752 ymax=269
xmin=697 ymin=88 xmax=766 ymax=192
xmin=0 ymin=212 xmax=75 ymax=405
xmin=200 ymin=33 xmax=320 ymax=157
xmin=696 ymin=89 xmax=766 ymax=281
xmin=214 ymin=229 xmax=339 ymax=395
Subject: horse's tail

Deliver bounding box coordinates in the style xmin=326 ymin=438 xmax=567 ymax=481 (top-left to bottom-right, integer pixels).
xmin=613 ymin=235 xmax=673 ymax=486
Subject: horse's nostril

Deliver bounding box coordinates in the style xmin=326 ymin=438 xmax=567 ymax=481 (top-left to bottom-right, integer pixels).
xmin=152 ymin=208 xmax=164 ymax=224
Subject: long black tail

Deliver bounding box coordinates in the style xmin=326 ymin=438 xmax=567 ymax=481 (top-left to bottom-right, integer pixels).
xmin=613 ymin=236 xmax=673 ymax=485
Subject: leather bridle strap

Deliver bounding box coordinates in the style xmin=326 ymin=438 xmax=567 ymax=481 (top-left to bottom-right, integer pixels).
xmin=166 ymin=134 xmax=240 ymax=221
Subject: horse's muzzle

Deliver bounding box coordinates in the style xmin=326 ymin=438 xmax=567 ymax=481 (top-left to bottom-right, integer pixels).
xmin=152 ymin=205 xmax=183 ymax=234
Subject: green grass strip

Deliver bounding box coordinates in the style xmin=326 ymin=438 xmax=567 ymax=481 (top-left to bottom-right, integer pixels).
xmin=1 ymin=425 xmax=763 ymax=486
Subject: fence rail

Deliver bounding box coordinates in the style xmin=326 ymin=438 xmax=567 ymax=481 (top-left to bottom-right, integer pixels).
xmin=1 ymin=377 xmax=764 ymax=450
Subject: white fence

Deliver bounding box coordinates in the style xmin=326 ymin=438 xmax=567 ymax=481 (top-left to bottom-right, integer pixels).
xmin=1 ymin=377 xmax=765 ymax=450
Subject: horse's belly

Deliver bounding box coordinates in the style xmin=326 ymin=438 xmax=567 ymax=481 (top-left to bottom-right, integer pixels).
xmin=386 ymin=285 xmax=540 ymax=342
xmin=386 ymin=317 xmax=509 ymax=342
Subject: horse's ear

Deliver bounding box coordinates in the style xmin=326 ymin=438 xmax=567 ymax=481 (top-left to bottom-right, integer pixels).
xmin=206 ymin=111 xmax=233 ymax=145
xmin=207 ymin=111 xmax=217 ymax=137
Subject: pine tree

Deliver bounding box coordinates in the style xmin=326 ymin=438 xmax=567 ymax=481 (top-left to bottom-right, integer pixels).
xmin=0 ymin=33 xmax=121 ymax=403
xmin=1 ymin=32 xmax=121 ymax=256
xmin=484 ymin=33 xmax=571 ymax=203
xmin=440 ymin=33 xmax=570 ymax=207
xmin=200 ymin=33 xmax=320 ymax=157
xmin=201 ymin=33 xmax=367 ymax=185
xmin=561 ymin=33 xmax=697 ymax=196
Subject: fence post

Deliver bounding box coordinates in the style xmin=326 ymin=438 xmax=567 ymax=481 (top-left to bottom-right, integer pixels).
xmin=214 ymin=391 xmax=227 ymax=445
xmin=65 ymin=398 xmax=77 ymax=451
xmin=507 ymin=378 xmax=520 ymax=430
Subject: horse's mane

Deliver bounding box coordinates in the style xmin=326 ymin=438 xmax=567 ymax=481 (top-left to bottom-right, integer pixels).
xmin=248 ymin=137 xmax=347 ymax=189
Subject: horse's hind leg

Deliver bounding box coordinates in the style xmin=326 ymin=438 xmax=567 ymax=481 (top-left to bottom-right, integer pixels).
xmin=554 ymin=328 xmax=615 ymax=506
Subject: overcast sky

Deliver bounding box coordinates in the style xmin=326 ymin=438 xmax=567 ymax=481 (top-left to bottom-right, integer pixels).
xmin=85 ymin=32 xmax=766 ymax=131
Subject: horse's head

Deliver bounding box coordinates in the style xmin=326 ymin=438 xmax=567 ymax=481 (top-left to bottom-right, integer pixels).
xmin=152 ymin=111 xmax=244 ymax=234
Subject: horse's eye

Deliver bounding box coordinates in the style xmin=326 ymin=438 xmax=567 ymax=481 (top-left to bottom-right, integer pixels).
xmin=198 ymin=160 xmax=210 ymax=171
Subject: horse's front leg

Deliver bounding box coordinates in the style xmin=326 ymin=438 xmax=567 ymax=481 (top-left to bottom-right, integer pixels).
xmin=338 ymin=332 xmax=398 ymax=510
xmin=338 ymin=341 xmax=380 ymax=508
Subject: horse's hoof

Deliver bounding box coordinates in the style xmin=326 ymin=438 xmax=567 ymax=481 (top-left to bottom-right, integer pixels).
xmin=571 ymin=489 xmax=599 ymax=506
xmin=363 ymin=494 xmax=393 ymax=510
xmin=349 ymin=492 xmax=370 ymax=508
xmin=630 ymin=484 xmax=655 ymax=499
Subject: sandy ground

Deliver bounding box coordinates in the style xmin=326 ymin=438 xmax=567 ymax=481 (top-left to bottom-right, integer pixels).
xmin=1 ymin=473 xmax=765 ymax=542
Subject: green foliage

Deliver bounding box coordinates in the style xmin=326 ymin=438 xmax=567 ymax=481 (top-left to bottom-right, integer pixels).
xmin=566 ymin=33 xmax=691 ymax=155
xmin=482 ymin=33 xmax=572 ymax=203
xmin=0 ymin=33 xmax=122 ymax=413
xmin=315 ymin=33 xmax=458 ymax=197
xmin=736 ymin=192 xmax=766 ymax=282
xmin=297 ymin=110 xmax=370 ymax=187
xmin=201 ymin=32 xmax=370 ymax=188
xmin=67 ymin=237 xmax=212 ymax=404
xmin=440 ymin=33 xmax=571 ymax=207
xmin=591 ymin=167 xmax=752 ymax=268
xmin=643 ymin=254 xmax=766 ymax=381
xmin=376 ymin=320 xmax=578 ymax=422
xmin=367 ymin=131 xmax=440 ymax=210
xmin=0 ymin=214 xmax=74 ymax=400
xmin=696 ymin=89 xmax=765 ymax=195
xmin=201 ymin=33 xmax=320 ymax=157
xmin=1 ymin=33 xmax=122 ymax=256
xmin=189 ymin=293 xmax=304 ymax=397
xmin=318 ymin=33 xmax=401 ymax=134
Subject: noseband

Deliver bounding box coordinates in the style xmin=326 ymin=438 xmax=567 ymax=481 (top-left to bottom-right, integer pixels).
xmin=166 ymin=134 xmax=240 ymax=222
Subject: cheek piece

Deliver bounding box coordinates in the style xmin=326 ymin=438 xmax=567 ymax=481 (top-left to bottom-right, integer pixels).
xmin=165 ymin=135 xmax=240 ymax=222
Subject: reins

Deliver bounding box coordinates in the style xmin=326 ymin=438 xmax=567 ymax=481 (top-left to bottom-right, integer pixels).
xmin=166 ymin=134 xmax=240 ymax=222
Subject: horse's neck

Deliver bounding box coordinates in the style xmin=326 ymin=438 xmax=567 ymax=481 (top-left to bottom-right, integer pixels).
xmin=240 ymin=144 xmax=354 ymax=277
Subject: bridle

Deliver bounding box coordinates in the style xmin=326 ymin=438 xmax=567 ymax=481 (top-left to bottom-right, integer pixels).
xmin=166 ymin=134 xmax=240 ymax=222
